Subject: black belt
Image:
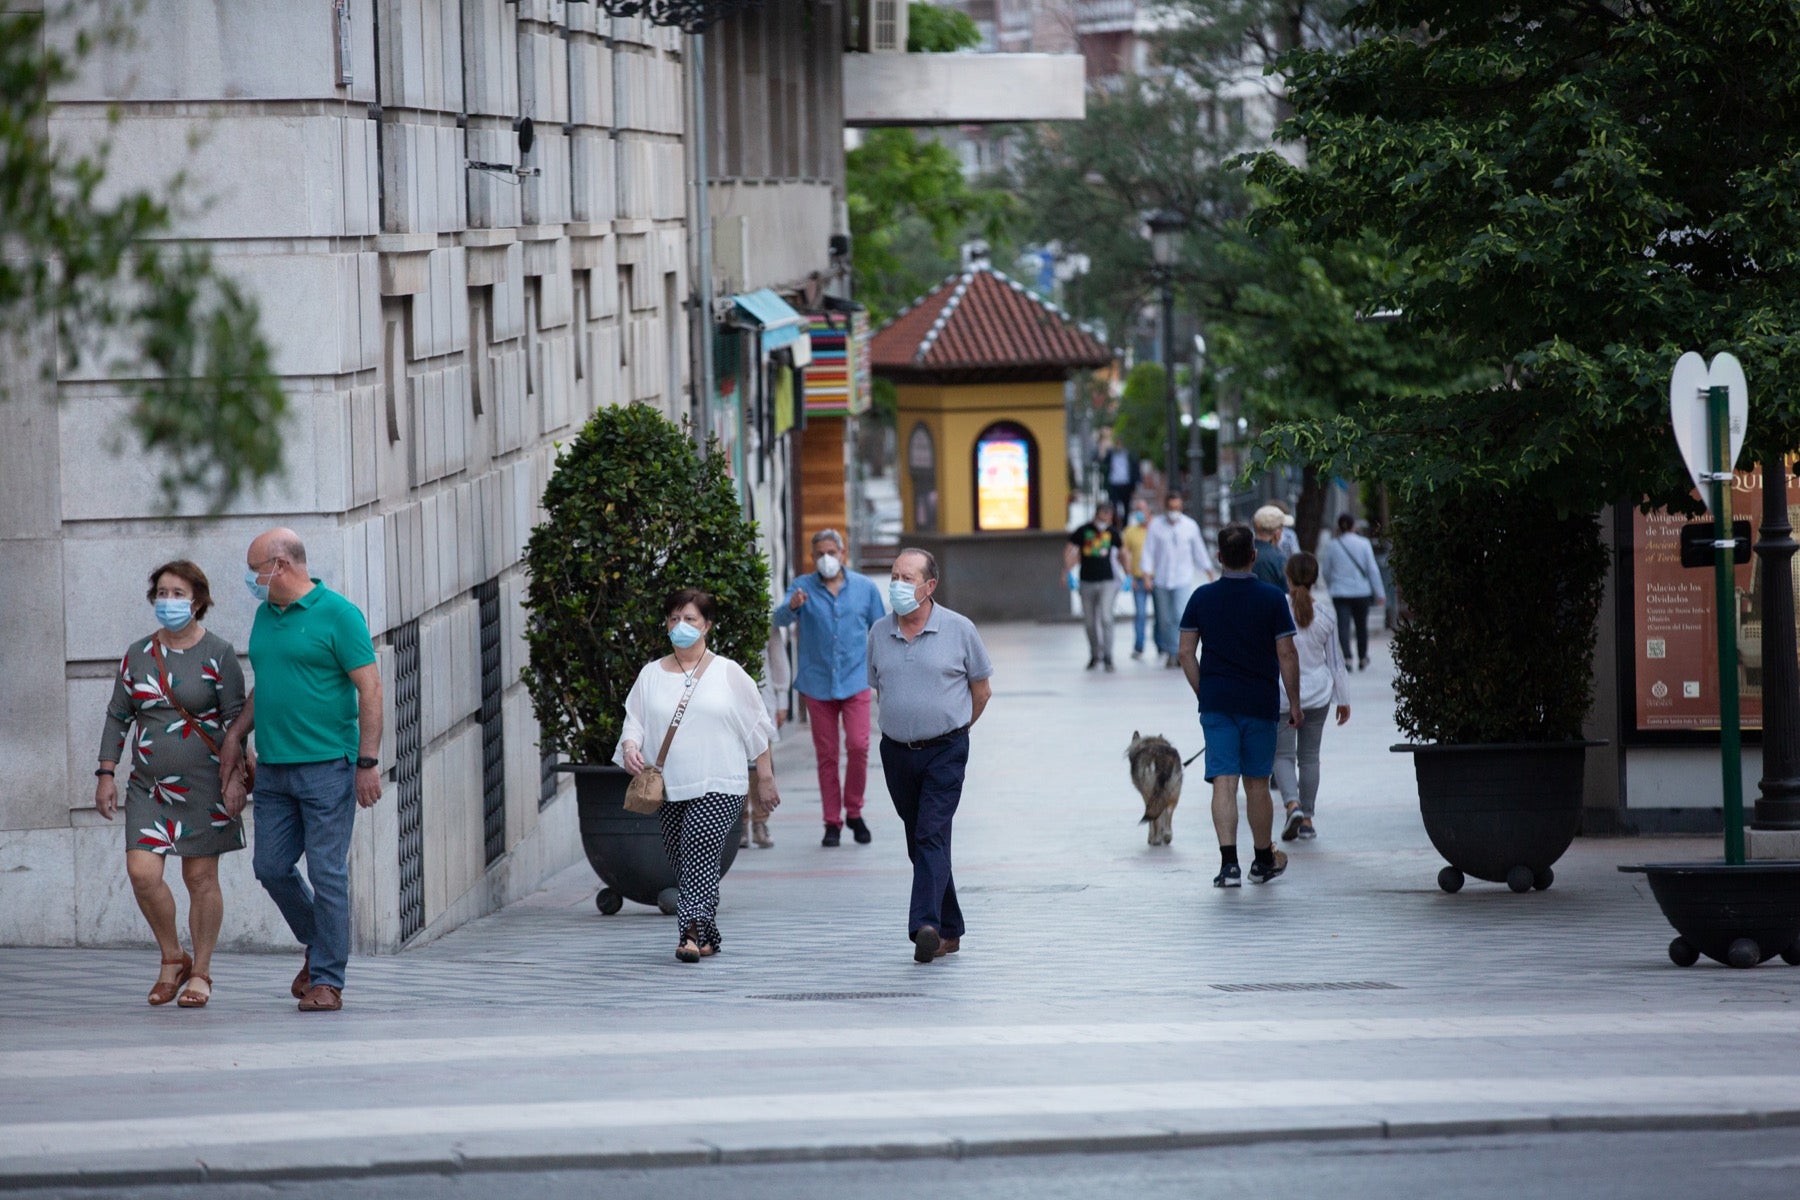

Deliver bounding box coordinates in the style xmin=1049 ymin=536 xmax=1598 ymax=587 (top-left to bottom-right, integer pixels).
xmin=886 ymin=724 xmax=971 ymax=751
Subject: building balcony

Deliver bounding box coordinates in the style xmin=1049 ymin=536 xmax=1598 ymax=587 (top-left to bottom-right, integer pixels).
xmin=1074 ymin=0 xmax=1136 ymax=34
xmin=843 ymin=52 xmax=1086 ymax=127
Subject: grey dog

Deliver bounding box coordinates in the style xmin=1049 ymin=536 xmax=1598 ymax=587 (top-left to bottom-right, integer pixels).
xmin=1126 ymin=731 xmax=1183 ymax=846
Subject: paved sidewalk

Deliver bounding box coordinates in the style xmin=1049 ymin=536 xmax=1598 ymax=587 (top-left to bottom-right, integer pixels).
xmin=2 ymin=620 xmax=1796 ymax=1188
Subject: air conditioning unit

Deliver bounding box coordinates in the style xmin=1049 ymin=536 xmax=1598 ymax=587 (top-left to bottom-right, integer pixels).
xmin=862 ymin=0 xmax=910 ymax=52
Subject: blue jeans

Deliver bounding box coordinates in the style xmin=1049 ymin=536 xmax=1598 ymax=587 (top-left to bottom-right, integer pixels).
xmin=879 ymin=733 xmax=968 ymax=940
xmin=1130 ymin=579 xmax=1151 ymax=653
xmin=252 ymin=759 xmax=355 ymax=991
xmin=1152 ymin=585 xmax=1188 ymax=657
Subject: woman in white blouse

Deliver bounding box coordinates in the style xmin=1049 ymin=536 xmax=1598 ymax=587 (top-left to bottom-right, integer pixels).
xmin=1274 ymin=553 xmax=1351 ymax=843
xmin=616 ymin=588 xmax=779 ymax=962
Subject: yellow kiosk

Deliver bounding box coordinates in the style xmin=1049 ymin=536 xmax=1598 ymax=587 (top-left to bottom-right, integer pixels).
xmin=872 ymin=267 xmax=1111 ymax=620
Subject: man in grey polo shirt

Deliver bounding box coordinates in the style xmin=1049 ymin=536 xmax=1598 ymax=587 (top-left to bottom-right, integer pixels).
xmin=868 ymin=548 xmax=994 ymax=963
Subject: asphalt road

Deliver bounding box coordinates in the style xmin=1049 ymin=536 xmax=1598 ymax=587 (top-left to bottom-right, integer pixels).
xmin=20 ymin=1129 xmax=1800 ymax=1200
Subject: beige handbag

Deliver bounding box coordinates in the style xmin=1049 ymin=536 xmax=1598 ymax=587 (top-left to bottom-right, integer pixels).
xmin=623 ymin=655 xmax=711 ymax=815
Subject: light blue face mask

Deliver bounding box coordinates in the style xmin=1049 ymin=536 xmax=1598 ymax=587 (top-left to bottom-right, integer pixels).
xmin=244 ymin=568 xmax=270 ymax=603
xmin=153 ymin=598 xmax=193 ymax=632
xmin=669 ymin=621 xmax=704 ymax=650
xmin=889 ymin=578 xmax=921 ymax=616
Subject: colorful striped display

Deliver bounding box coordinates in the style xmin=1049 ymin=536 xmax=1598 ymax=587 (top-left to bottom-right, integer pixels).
xmin=803 ymin=312 xmax=871 ymax=416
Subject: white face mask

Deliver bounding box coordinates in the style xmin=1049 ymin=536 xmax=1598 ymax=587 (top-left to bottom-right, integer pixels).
xmin=817 ymin=553 xmax=842 ymax=579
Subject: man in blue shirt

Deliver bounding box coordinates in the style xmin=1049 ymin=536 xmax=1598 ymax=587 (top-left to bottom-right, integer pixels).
xmin=774 ymin=529 xmax=889 ymax=846
xmin=1179 ymin=522 xmax=1304 ymax=889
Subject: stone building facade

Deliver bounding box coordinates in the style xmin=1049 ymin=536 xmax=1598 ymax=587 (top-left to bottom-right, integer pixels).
xmin=0 ymin=0 xmax=699 ymax=950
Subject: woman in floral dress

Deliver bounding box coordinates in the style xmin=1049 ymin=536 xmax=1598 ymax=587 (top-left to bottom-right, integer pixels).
xmin=95 ymin=561 xmax=247 ymax=1007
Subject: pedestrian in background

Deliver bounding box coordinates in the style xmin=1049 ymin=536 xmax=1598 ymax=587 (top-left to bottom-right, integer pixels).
xmin=1178 ymin=523 xmax=1302 ymax=888
xmin=1273 ymin=500 xmax=1301 ymax=557
xmin=96 ymin=560 xmax=247 ymax=1008
xmin=1141 ymin=490 xmax=1215 ymax=669
xmin=1274 ymin=552 xmax=1351 ymax=843
xmin=1065 ymin=500 xmax=1126 ymax=672
xmin=618 ymin=589 xmax=778 ymax=962
xmin=1321 ymin=512 xmax=1383 ymax=671
xmin=1252 ymin=505 xmax=1289 ymax=588
xmin=1100 ymin=433 xmax=1139 ymax=514
xmin=741 ymin=623 xmax=791 ymax=850
xmin=773 ymin=529 xmax=886 ymax=847
xmin=869 ymin=550 xmax=993 ymax=963
xmin=1121 ymin=497 xmax=1152 ymax=661
xmin=221 ymin=529 xmax=382 ymax=1013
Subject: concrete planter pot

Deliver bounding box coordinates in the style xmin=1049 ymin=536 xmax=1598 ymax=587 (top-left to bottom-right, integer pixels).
xmin=563 ymin=764 xmax=742 ymax=915
xmin=1394 ymin=741 xmax=1604 ymax=894
xmin=1618 ymin=861 xmax=1800 ymax=968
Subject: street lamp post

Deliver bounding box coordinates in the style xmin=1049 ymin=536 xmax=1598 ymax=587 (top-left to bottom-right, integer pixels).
xmin=1188 ymin=332 xmax=1207 ymax=513
xmin=1755 ymin=455 xmax=1800 ymax=831
xmin=1146 ymin=211 xmax=1186 ymax=494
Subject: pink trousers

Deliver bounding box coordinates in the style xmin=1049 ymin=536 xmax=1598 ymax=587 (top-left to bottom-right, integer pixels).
xmin=804 ymin=690 xmax=872 ymax=825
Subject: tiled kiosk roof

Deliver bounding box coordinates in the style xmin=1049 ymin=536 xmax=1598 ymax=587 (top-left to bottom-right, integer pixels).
xmin=870 ymin=267 xmax=1112 ymax=384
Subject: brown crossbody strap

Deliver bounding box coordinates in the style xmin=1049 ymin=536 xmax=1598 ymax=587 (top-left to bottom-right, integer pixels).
xmin=652 ymin=653 xmax=712 ymax=771
xmin=150 ymin=640 xmax=224 ymax=759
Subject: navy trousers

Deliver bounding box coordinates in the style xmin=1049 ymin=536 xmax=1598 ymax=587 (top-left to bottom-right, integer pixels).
xmin=879 ymin=733 xmax=968 ymax=940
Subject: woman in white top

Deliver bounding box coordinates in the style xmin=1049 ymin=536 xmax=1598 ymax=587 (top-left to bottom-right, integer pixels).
xmin=1274 ymin=553 xmax=1351 ymax=842
xmin=616 ymin=588 xmax=778 ymax=962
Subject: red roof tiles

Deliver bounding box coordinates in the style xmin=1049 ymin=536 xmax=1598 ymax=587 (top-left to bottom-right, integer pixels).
xmin=870 ymin=267 xmax=1112 ymax=382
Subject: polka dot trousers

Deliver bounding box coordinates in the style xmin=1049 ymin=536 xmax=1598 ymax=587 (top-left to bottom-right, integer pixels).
xmin=657 ymin=791 xmax=744 ymax=951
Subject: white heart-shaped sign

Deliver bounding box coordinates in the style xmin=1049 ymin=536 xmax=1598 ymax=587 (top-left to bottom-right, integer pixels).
xmin=1669 ymin=351 xmax=1750 ymax=511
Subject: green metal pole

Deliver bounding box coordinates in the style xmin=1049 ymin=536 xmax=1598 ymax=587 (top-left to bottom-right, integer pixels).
xmin=1710 ymin=383 xmax=1746 ymax=864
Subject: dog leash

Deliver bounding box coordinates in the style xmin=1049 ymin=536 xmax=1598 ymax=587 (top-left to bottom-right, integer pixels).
xmin=1182 ymin=745 xmax=1205 ymax=767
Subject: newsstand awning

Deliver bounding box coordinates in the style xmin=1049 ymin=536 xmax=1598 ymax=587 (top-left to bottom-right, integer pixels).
xmin=729 ymin=289 xmax=810 ymax=358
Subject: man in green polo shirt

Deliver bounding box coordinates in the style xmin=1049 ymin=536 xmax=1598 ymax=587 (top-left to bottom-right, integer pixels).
xmin=220 ymin=528 xmax=382 ymax=1013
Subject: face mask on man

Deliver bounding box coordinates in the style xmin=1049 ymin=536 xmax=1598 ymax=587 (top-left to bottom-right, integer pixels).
xmin=817 ymin=553 xmax=842 ymax=579
xmin=245 ymin=567 xmax=271 ymax=603
xmin=669 ymin=620 xmax=704 ymax=650
xmin=1129 ymin=511 xmax=1146 ymax=526
xmin=154 ymin=598 xmax=193 ymax=632
xmin=1165 ymin=509 xmax=1181 ymax=523
xmin=889 ymin=578 xmax=922 ymax=616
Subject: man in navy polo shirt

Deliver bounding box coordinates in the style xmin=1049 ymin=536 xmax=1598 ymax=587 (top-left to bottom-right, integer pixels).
xmin=1178 ymin=522 xmax=1303 ymax=888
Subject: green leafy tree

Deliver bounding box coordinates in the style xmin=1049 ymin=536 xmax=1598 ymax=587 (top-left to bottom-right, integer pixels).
xmin=2 ymin=3 xmax=286 ymax=509
xmin=1249 ymin=0 xmax=1800 ymax=516
xmin=847 ymin=129 xmax=1017 ymax=325
xmin=907 ymin=2 xmax=981 ymax=52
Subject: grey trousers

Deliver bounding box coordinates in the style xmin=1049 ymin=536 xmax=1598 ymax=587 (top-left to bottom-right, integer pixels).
xmin=1078 ymin=580 xmax=1119 ymax=663
xmin=1273 ymin=704 xmax=1331 ymax=816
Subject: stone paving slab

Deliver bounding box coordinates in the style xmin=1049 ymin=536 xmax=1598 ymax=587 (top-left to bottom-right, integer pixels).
xmin=1 ymin=621 xmax=1796 ymax=1187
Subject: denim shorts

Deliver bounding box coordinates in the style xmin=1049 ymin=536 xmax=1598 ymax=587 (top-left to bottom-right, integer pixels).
xmin=1200 ymin=711 xmax=1279 ymax=781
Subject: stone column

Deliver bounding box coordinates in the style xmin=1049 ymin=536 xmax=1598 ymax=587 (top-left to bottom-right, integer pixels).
xmin=1752 ymin=455 xmax=1800 ymax=848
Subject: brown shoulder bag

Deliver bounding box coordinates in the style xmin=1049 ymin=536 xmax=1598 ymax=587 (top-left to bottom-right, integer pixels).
xmin=152 ymin=640 xmax=255 ymax=794
xmin=623 ymin=654 xmax=711 ymax=815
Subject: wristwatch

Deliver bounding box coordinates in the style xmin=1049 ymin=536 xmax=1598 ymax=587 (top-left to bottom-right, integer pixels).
xmin=356 ymin=756 xmax=379 ymax=770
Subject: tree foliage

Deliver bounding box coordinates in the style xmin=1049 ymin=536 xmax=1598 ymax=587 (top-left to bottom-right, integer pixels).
xmin=1249 ymin=0 xmax=1800 ymax=516
xmin=2 ymin=3 xmax=286 ymax=510
xmin=907 ymin=2 xmax=981 ymax=52
xmin=522 ymin=404 xmax=771 ymax=765
xmin=847 ymin=128 xmax=1016 ymax=324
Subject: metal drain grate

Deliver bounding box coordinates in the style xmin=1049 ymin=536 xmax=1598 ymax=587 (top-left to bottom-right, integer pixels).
xmin=1210 ymin=981 xmax=1400 ymax=994
xmin=476 ymin=579 xmax=505 ymax=866
xmin=392 ymin=619 xmax=424 ymax=942
xmin=748 ymin=991 xmax=927 ymax=1002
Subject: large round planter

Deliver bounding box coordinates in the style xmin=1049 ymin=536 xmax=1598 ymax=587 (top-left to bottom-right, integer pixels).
xmin=1618 ymin=862 xmax=1800 ymax=968
xmin=1394 ymin=741 xmax=1604 ymax=893
xmin=563 ymin=764 xmax=742 ymax=914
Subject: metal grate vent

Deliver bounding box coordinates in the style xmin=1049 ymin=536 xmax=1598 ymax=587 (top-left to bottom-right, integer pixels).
xmin=477 ymin=580 xmax=505 ymax=866
xmin=748 ymin=992 xmax=926 ymax=1002
xmin=539 ymin=750 xmax=559 ymax=810
xmin=393 ymin=619 xmax=424 ymax=942
xmin=1209 ymin=981 xmax=1400 ymax=994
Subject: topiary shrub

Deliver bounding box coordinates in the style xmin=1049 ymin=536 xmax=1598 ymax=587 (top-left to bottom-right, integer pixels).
xmin=1390 ymin=488 xmax=1610 ymax=744
xmin=522 ymin=403 xmax=771 ymax=765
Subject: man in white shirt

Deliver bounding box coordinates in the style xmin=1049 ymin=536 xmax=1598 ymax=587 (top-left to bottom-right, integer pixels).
xmin=1139 ymin=490 xmax=1216 ymax=668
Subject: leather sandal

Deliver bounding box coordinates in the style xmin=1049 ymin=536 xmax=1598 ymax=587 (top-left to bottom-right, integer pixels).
xmin=148 ymin=952 xmax=193 ymax=1006
xmin=290 ymin=951 xmax=310 ymax=1000
xmin=752 ymin=820 xmax=772 ymax=848
xmin=176 ymin=973 xmax=212 ymax=1008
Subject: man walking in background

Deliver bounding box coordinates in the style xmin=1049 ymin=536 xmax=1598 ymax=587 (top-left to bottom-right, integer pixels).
xmin=1121 ymin=497 xmax=1153 ymax=661
xmin=1322 ymin=512 xmax=1384 ymax=671
xmin=220 ymin=528 xmax=382 ymax=1013
xmin=1065 ymin=501 xmax=1126 ymax=672
xmin=1100 ymin=433 xmax=1139 ymax=514
xmin=1141 ymin=490 xmax=1215 ymax=669
xmin=774 ymin=529 xmax=887 ymax=847
xmin=1179 ymin=523 xmax=1303 ymax=889
xmin=1252 ymin=505 xmax=1290 ymax=588
xmin=869 ymin=550 xmax=993 ymax=963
